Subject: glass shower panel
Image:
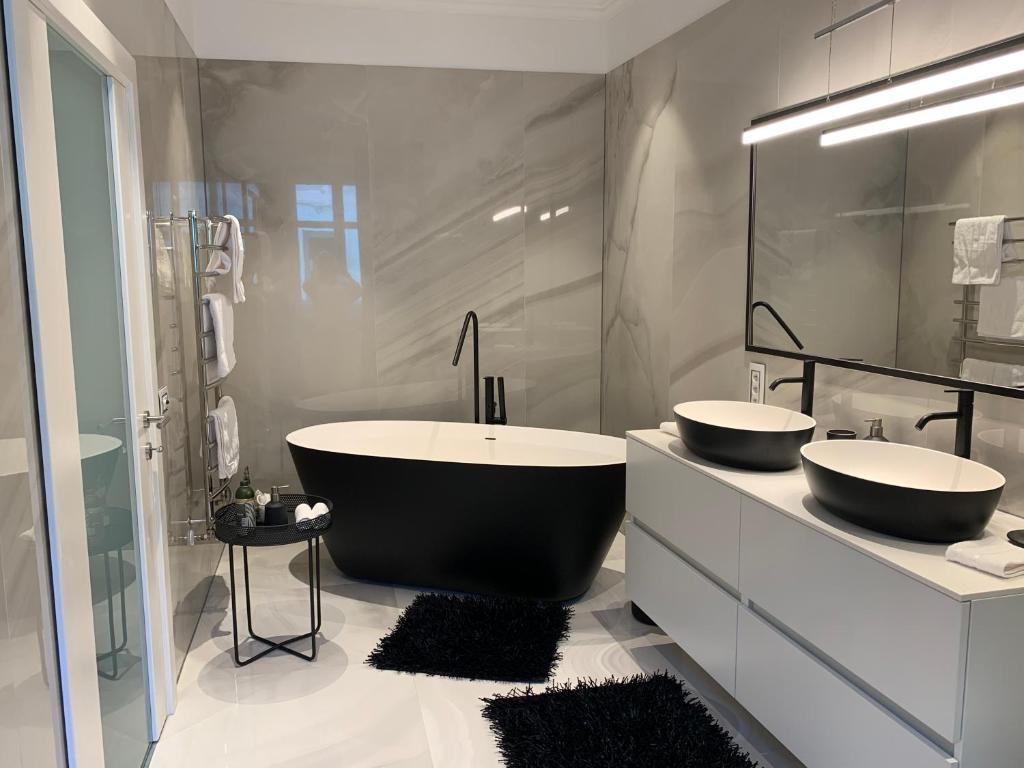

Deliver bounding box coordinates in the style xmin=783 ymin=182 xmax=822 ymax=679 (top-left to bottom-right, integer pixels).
xmin=48 ymin=27 xmax=150 ymax=768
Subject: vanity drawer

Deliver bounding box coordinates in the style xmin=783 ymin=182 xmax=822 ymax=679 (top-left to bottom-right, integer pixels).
xmin=626 ymin=439 xmax=740 ymax=588
xmin=625 ymin=522 xmax=738 ymax=693
xmin=736 ymin=607 xmax=958 ymax=768
xmin=739 ymin=497 xmax=968 ymax=742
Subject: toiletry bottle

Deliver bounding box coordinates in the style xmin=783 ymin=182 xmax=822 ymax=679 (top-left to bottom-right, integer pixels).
xmin=263 ymin=485 xmax=289 ymax=526
xmin=863 ymin=418 xmax=890 ymax=442
xmin=235 ymin=467 xmax=256 ymax=518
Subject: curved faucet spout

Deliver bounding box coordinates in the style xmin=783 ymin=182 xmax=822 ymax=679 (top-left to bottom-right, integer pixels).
xmin=452 ymin=311 xmax=481 ymax=424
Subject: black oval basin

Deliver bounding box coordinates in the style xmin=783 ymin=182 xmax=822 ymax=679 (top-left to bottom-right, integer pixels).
xmin=801 ymin=441 xmax=1005 ymax=543
xmin=674 ymin=401 xmax=817 ymax=472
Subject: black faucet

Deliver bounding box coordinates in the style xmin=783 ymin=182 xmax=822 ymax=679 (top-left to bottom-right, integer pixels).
xmin=452 ymin=311 xmax=481 ymax=423
xmin=769 ymin=360 xmax=816 ymax=417
xmin=484 ymin=376 xmax=507 ymax=425
xmin=751 ymin=300 xmax=805 ymax=350
xmin=915 ymin=389 xmax=975 ymax=459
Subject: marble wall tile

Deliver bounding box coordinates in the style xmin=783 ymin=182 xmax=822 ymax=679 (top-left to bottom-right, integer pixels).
xmin=129 ymin=26 xmax=220 ymax=677
xmin=367 ymin=67 xmax=527 ymax=424
xmin=523 ymin=73 xmax=605 ymax=432
xmin=199 ymin=61 xmax=606 ymax=490
xmin=827 ymin=0 xmax=895 ymax=93
xmin=200 ymin=60 xmax=374 ymax=487
xmin=669 ymin=0 xmax=785 ymax=408
xmin=601 ymin=38 xmax=678 ymax=437
xmin=604 ymin=0 xmax=1024 ymax=517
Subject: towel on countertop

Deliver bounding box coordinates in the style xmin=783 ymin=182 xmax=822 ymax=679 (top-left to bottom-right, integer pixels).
xmin=209 ymin=395 xmax=239 ymax=481
xmin=203 ymin=293 xmax=236 ymax=381
xmin=960 ymin=357 xmax=1024 ymax=389
xmin=947 ymin=533 xmax=1024 ymax=578
xmin=660 ymin=421 xmax=679 ymax=438
xmin=953 ymin=215 xmax=1007 ymax=285
xmin=207 ymin=214 xmax=246 ymax=304
xmin=977 ymin=263 xmax=1024 ymax=339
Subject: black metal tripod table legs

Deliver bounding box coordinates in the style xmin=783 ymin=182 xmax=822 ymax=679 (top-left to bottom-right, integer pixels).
xmin=227 ymin=538 xmax=323 ymax=666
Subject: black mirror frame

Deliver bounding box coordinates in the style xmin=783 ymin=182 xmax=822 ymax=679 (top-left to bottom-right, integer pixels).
xmin=743 ymin=33 xmax=1024 ymax=402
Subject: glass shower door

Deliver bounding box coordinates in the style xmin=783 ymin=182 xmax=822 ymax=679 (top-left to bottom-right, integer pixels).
xmin=46 ymin=26 xmax=150 ymax=768
xmin=5 ymin=0 xmax=175 ymax=764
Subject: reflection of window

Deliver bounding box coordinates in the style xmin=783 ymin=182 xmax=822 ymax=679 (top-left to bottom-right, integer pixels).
xmin=295 ymin=183 xmax=362 ymax=303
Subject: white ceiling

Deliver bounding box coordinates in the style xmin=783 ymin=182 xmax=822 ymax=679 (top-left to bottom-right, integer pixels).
xmin=164 ymin=0 xmax=728 ymax=73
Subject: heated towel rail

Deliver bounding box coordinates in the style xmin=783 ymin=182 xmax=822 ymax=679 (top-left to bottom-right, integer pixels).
xmin=150 ymin=210 xmax=235 ymax=544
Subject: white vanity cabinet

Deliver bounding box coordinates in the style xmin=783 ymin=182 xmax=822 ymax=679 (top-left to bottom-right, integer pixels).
xmin=625 ymin=430 xmax=1024 ymax=768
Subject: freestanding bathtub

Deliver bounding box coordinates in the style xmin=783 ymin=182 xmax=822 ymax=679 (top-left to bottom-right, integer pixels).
xmin=287 ymin=420 xmax=626 ymax=601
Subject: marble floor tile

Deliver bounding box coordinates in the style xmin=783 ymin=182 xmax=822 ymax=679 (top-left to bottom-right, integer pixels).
xmin=151 ymin=535 xmax=791 ymax=767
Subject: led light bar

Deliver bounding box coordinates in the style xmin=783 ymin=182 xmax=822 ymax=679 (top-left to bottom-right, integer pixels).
xmin=741 ymin=48 xmax=1024 ymax=145
xmin=820 ymin=83 xmax=1024 ymax=146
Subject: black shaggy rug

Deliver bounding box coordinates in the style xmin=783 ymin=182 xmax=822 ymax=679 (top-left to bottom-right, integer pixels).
xmin=366 ymin=593 xmax=572 ymax=683
xmin=482 ymin=672 xmax=760 ymax=768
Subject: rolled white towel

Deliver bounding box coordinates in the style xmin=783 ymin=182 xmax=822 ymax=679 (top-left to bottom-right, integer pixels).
xmin=294 ymin=503 xmax=314 ymax=522
xmin=311 ymin=502 xmax=329 ymax=518
xmin=946 ymin=534 xmax=1024 ymax=578
xmin=660 ymin=421 xmax=679 ymax=438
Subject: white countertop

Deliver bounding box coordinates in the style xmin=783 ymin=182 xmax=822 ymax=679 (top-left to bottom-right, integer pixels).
xmin=628 ymin=428 xmax=1024 ymax=602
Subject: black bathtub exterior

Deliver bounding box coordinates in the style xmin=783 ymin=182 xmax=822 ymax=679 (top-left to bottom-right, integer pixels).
xmin=288 ymin=444 xmax=626 ymax=602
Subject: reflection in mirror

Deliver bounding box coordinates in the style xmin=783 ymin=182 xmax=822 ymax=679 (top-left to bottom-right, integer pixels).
xmin=749 ymin=77 xmax=1024 ymax=396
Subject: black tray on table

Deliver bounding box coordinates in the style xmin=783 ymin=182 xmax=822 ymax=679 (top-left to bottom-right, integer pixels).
xmin=214 ymin=493 xmax=333 ymax=546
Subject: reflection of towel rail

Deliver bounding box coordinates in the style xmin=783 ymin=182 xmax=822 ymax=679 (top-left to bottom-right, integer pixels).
xmin=954 ymin=335 xmax=1024 ymax=349
xmin=950 ymin=216 xmax=1024 ymax=369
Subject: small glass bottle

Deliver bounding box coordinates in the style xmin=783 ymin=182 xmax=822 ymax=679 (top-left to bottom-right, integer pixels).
xmin=235 ymin=467 xmax=258 ymax=521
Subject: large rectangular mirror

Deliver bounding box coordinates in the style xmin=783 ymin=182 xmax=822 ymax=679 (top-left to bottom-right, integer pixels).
xmin=747 ymin=50 xmax=1024 ymax=398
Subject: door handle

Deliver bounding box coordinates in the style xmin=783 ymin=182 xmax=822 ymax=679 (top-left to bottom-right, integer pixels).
xmin=142 ymin=410 xmax=172 ymax=429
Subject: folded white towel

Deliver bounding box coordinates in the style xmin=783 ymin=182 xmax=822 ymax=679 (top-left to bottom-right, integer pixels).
xmin=977 ymin=263 xmax=1024 ymax=339
xmin=203 ymin=293 xmax=236 ymax=380
xmin=295 ymin=502 xmax=329 ymax=522
xmin=209 ymin=395 xmax=239 ymax=480
xmin=947 ymin=534 xmax=1024 ymax=578
xmin=953 ymin=216 xmax=1006 ymax=285
xmin=960 ymin=357 xmax=1024 ymax=388
xmin=660 ymin=421 xmax=679 ymax=438
xmin=208 ymin=214 xmax=246 ymax=304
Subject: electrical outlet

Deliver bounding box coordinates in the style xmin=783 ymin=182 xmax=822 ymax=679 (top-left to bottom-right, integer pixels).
xmin=748 ymin=362 xmax=766 ymax=404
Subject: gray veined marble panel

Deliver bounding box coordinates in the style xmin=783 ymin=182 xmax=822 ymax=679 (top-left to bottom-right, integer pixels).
xmin=602 ymin=40 xmax=679 ymax=438
xmin=668 ymin=0 xmax=781 ymax=408
xmin=199 ymin=60 xmax=374 ymax=489
xmin=367 ymin=67 xmax=527 ymax=425
xmin=523 ymin=73 xmax=605 ymax=433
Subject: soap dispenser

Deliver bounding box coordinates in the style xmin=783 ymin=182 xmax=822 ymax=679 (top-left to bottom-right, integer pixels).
xmin=263 ymin=485 xmax=289 ymax=526
xmin=863 ymin=418 xmax=890 ymax=442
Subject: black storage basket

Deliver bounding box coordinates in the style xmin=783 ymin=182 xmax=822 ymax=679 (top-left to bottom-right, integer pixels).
xmin=214 ymin=493 xmax=333 ymax=546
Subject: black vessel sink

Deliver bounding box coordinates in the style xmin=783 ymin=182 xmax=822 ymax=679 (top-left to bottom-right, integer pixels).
xmin=801 ymin=441 xmax=1005 ymax=543
xmin=674 ymin=401 xmax=816 ymax=471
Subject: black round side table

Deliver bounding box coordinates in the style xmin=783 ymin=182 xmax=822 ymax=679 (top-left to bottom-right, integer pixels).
xmin=214 ymin=494 xmax=333 ymax=666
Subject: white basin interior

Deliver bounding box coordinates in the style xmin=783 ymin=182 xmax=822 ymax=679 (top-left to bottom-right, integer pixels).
xmin=801 ymin=440 xmax=1005 ymax=494
xmin=674 ymin=400 xmax=816 ymax=433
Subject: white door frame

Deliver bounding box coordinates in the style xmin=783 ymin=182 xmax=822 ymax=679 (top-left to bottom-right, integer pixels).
xmin=3 ymin=0 xmax=176 ymax=764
